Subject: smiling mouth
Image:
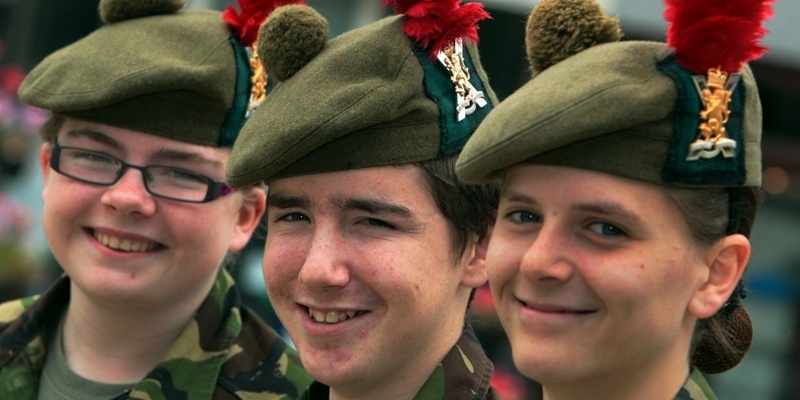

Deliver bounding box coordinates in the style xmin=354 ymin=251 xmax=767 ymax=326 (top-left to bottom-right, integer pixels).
xmin=518 ymin=299 xmax=595 ymax=315
xmin=306 ymin=307 xmax=366 ymax=324
xmin=91 ymin=230 xmax=162 ymax=253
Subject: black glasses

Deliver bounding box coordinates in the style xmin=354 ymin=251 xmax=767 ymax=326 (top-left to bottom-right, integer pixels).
xmin=50 ymin=140 xmax=235 ymax=203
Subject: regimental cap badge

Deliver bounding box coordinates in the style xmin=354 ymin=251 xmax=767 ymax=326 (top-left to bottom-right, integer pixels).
xmin=686 ymin=68 xmax=741 ymax=160
xmin=664 ymin=0 xmax=773 ymax=162
xmin=438 ymin=38 xmax=488 ymax=121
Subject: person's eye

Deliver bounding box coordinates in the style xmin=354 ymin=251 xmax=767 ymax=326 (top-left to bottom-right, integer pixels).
xmin=506 ymin=210 xmax=541 ymax=224
xmin=161 ymin=168 xmax=209 ymax=185
xmin=359 ymin=218 xmax=396 ymax=230
xmin=588 ymin=222 xmax=626 ymax=237
xmin=70 ymin=150 xmax=117 ymax=165
xmin=275 ymin=212 xmax=310 ymax=223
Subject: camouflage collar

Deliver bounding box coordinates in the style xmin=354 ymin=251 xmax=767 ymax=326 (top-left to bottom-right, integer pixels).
xmin=675 ymin=367 xmax=718 ymax=400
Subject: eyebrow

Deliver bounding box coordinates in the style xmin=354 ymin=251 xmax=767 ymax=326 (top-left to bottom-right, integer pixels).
xmin=499 ymin=189 xmax=535 ymax=204
xmin=267 ymin=194 xmax=311 ymax=209
xmin=500 ymin=188 xmax=643 ymax=223
xmin=339 ymin=198 xmax=412 ymax=218
xmin=576 ymin=202 xmax=643 ymax=224
xmin=267 ymin=193 xmax=413 ymax=219
xmin=64 ymin=128 xmax=122 ymax=151
xmin=64 ymin=128 xmax=224 ymax=170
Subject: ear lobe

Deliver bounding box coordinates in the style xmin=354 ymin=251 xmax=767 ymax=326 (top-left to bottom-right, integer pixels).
xmin=460 ymin=225 xmax=493 ymax=289
xmin=227 ymin=187 xmax=267 ymax=253
xmin=688 ymin=234 xmax=751 ymax=319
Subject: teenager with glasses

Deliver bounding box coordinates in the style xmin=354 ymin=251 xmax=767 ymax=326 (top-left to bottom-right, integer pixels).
xmin=0 ymin=0 xmax=312 ymax=399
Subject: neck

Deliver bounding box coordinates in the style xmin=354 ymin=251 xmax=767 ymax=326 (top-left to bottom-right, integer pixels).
xmin=61 ymin=280 xmax=209 ymax=383
xmin=542 ymin=343 xmax=692 ymax=400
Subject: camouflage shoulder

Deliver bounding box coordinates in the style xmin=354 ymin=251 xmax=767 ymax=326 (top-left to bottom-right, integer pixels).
xmin=0 ymin=295 xmax=40 ymax=324
xmin=217 ymin=306 xmax=312 ymax=398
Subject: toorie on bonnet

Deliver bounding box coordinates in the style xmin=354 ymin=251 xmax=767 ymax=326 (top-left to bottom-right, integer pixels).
xmin=16 ymin=0 xmax=295 ymax=147
xmin=456 ymin=0 xmax=771 ymax=190
xmin=225 ymin=0 xmax=497 ymax=186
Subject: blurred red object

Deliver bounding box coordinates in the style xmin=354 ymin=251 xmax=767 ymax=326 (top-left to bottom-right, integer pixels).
xmin=0 ymin=65 xmax=26 ymax=94
xmin=490 ymin=365 xmax=529 ymax=400
xmin=471 ymin=283 xmax=496 ymax=315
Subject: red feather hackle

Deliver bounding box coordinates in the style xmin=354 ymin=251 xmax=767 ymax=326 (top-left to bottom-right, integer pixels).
xmin=664 ymin=0 xmax=773 ymax=74
xmin=383 ymin=0 xmax=490 ymax=59
xmin=223 ymin=0 xmax=306 ymax=46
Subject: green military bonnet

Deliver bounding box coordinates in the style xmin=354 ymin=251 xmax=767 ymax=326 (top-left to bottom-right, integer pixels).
xmin=226 ymin=3 xmax=497 ymax=186
xmin=456 ymin=0 xmax=763 ymax=189
xmin=18 ymin=0 xmax=251 ymax=147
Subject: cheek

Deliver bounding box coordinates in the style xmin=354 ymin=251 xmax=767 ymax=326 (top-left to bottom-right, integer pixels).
xmin=485 ymin=237 xmax=521 ymax=284
xmin=262 ymin=239 xmax=302 ymax=285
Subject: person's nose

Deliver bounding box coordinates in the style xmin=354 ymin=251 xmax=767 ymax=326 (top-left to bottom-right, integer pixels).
xmin=519 ymin=223 xmax=575 ymax=284
xmin=298 ymin=224 xmax=351 ymax=289
xmin=99 ymin=167 xmax=157 ymax=217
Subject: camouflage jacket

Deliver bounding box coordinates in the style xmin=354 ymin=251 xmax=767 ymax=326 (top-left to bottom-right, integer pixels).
xmin=675 ymin=368 xmax=718 ymax=400
xmin=0 ymin=270 xmax=312 ymax=400
xmin=297 ymin=324 xmax=499 ymax=400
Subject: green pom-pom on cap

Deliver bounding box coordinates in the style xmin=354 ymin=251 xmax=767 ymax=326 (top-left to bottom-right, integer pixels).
xmin=258 ymin=4 xmax=328 ymax=83
xmin=100 ymin=0 xmax=186 ymax=24
xmin=526 ymin=0 xmax=621 ymax=75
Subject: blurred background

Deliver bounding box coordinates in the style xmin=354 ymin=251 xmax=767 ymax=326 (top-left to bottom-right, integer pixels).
xmin=1 ymin=0 xmax=798 ymax=399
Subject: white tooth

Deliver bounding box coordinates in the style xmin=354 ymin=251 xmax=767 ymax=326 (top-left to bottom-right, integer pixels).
xmin=130 ymin=241 xmax=141 ymax=252
xmin=97 ymin=233 xmax=108 ymax=246
xmin=308 ymin=308 xmax=314 ymax=318
xmin=347 ymin=311 xmax=356 ymax=318
xmin=313 ymin=311 xmax=326 ymax=322
xmin=109 ymin=236 xmax=120 ymax=249
xmin=120 ymin=239 xmax=132 ymax=251
xmin=338 ymin=313 xmax=347 ymax=321
xmin=325 ymin=312 xmax=339 ymax=323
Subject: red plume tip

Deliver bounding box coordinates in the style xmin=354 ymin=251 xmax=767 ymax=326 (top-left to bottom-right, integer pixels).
xmin=664 ymin=0 xmax=773 ymax=74
xmin=223 ymin=0 xmax=306 ymax=46
xmin=384 ymin=0 xmax=490 ymax=58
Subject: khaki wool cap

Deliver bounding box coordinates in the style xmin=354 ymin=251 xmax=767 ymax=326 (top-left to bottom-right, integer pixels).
xmin=456 ymin=0 xmax=764 ymax=189
xmin=18 ymin=0 xmax=252 ymax=147
xmin=226 ymin=2 xmax=497 ymax=186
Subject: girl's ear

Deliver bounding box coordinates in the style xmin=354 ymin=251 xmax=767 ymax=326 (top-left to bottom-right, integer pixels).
xmin=688 ymin=234 xmax=751 ymax=319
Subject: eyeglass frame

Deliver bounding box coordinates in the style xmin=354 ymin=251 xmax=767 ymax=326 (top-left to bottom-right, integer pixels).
xmin=49 ymin=139 xmax=236 ymax=203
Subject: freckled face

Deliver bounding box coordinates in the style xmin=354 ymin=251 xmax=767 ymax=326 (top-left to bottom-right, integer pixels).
xmin=262 ymin=165 xmax=478 ymax=396
xmin=486 ymin=165 xmax=707 ymax=387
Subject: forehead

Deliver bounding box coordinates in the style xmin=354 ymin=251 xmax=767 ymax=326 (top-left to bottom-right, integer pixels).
xmin=267 ymin=165 xmax=437 ymax=211
xmin=502 ymin=164 xmax=679 ymax=214
xmin=58 ymin=118 xmax=231 ymax=163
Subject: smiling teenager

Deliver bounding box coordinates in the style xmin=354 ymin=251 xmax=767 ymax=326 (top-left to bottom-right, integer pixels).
xmin=0 ymin=0 xmax=313 ymax=399
xmin=224 ymin=1 xmax=500 ymax=399
xmin=456 ymin=0 xmax=772 ymax=399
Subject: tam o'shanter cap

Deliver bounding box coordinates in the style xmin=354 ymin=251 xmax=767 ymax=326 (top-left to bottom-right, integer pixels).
xmin=226 ymin=0 xmax=497 ymax=186
xmin=456 ymin=0 xmax=772 ymax=189
xmin=17 ymin=0 xmax=296 ymax=147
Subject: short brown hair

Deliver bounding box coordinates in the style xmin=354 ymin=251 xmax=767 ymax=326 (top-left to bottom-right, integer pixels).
xmin=414 ymin=155 xmax=499 ymax=264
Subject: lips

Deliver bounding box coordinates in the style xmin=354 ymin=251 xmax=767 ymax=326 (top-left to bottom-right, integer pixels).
xmin=518 ymin=298 xmax=595 ymax=315
xmin=306 ymin=307 xmax=366 ymax=324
